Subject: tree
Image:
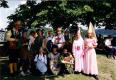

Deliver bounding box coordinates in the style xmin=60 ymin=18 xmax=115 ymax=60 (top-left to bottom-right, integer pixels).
xmin=7 ymin=0 xmax=116 ymax=30
xmin=0 ymin=0 xmax=9 ymax=8
xmin=7 ymin=0 xmax=37 ymax=28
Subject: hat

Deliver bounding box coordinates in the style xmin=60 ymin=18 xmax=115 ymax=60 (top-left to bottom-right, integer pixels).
xmin=88 ymin=22 xmax=97 ymax=39
xmin=88 ymin=22 xmax=93 ymax=33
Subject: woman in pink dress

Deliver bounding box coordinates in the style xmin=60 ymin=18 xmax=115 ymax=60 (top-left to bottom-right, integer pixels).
xmin=72 ymin=28 xmax=84 ymax=73
xmin=83 ymin=22 xmax=98 ymax=80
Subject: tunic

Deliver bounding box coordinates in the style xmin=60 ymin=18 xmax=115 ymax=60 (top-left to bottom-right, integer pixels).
xmin=83 ymin=38 xmax=98 ymax=75
xmin=52 ymin=34 xmax=65 ymax=48
xmin=6 ymin=28 xmax=20 ymax=63
xmin=72 ymin=37 xmax=84 ymax=72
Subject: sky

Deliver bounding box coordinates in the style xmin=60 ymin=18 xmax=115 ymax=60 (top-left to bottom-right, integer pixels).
xmin=0 ymin=0 xmax=41 ymax=30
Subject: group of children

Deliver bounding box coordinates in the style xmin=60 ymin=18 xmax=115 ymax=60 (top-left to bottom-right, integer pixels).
xmin=6 ymin=20 xmax=98 ymax=80
xmin=34 ymin=45 xmax=73 ymax=75
xmin=31 ymin=23 xmax=99 ymax=80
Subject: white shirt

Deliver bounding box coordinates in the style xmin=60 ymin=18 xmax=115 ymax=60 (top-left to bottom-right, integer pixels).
xmin=52 ymin=34 xmax=65 ymax=48
xmin=29 ymin=35 xmax=35 ymax=45
xmin=28 ymin=35 xmax=35 ymax=50
xmin=105 ymin=39 xmax=111 ymax=46
xmin=47 ymin=36 xmax=53 ymax=41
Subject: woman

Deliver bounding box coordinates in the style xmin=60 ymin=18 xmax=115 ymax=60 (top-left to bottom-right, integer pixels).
xmin=72 ymin=28 xmax=84 ymax=73
xmin=83 ymin=22 xmax=98 ymax=80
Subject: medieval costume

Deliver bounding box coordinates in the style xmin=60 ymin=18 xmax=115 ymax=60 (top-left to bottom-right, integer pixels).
xmin=72 ymin=28 xmax=84 ymax=72
xmin=83 ymin=22 xmax=98 ymax=77
xmin=48 ymin=45 xmax=61 ymax=75
xmin=60 ymin=47 xmax=74 ymax=73
xmin=34 ymin=48 xmax=47 ymax=75
xmin=6 ymin=20 xmax=21 ymax=76
xmin=52 ymin=27 xmax=65 ymax=50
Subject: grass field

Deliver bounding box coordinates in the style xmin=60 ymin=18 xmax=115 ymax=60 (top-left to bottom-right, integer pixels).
xmin=0 ymin=54 xmax=116 ymax=80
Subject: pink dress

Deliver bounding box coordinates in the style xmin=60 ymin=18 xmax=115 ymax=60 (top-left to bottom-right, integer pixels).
xmin=72 ymin=37 xmax=84 ymax=72
xmin=83 ymin=38 xmax=98 ymax=75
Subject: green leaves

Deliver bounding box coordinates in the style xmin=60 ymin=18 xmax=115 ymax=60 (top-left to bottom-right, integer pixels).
xmin=36 ymin=10 xmax=48 ymax=16
xmin=0 ymin=0 xmax=9 ymax=8
xmin=84 ymin=5 xmax=93 ymax=12
xmin=103 ymin=2 xmax=111 ymax=8
xmin=6 ymin=0 xmax=116 ymax=29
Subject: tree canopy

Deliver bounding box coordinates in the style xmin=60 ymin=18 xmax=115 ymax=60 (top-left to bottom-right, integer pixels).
xmin=0 ymin=0 xmax=9 ymax=8
xmin=7 ymin=0 xmax=116 ymax=30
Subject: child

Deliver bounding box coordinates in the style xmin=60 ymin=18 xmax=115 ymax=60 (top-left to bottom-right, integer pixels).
xmin=60 ymin=47 xmax=74 ymax=73
xmin=61 ymin=47 xmax=74 ymax=63
xmin=34 ymin=47 xmax=47 ymax=75
xmin=48 ymin=45 xmax=60 ymax=75
xmin=72 ymin=28 xmax=84 ymax=73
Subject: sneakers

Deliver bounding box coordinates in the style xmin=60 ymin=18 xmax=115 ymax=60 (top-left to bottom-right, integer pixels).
xmin=20 ymin=71 xmax=26 ymax=76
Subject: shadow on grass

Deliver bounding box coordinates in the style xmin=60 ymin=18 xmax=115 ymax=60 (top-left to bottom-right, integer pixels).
xmin=0 ymin=59 xmax=65 ymax=80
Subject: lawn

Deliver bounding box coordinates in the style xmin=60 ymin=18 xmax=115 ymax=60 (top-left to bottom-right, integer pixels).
xmin=0 ymin=54 xmax=116 ymax=80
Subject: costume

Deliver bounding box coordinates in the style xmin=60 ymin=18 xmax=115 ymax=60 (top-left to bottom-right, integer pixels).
xmin=83 ymin=22 xmax=98 ymax=75
xmin=48 ymin=52 xmax=60 ymax=75
xmin=52 ymin=34 xmax=65 ymax=49
xmin=34 ymin=54 xmax=47 ymax=74
xmin=72 ymin=29 xmax=84 ymax=72
xmin=60 ymin=52 xmax=74 ymax=73
xmin=6 ymin=28 xmax=20 ymax=63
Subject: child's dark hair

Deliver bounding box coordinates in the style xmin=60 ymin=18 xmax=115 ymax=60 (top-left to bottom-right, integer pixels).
xmin=30 ymin=31 xmax=35 ymax=35
xmin=63 ymin=46 xmax=68 ymax=51
xmin=51 ymin=45 xmax=58 ymax=51
xmin=52 ymin=45 xmax=58 ymax=49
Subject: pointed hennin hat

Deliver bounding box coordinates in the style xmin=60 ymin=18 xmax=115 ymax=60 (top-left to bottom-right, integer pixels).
xmin=88 ymin=22 xmax=97 ymax=39
xmin=88 ymin=22 xmax=93 ymax=33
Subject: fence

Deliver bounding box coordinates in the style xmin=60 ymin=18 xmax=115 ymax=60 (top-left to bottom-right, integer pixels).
xmin=0 ymin=31 xmax=7 ymax=56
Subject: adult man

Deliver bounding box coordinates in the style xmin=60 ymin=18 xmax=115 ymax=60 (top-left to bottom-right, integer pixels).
xmin=105 ymin=35 xmax=116 ymax=59
xmin=6 ymin=20 xmax=21 ymax=76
